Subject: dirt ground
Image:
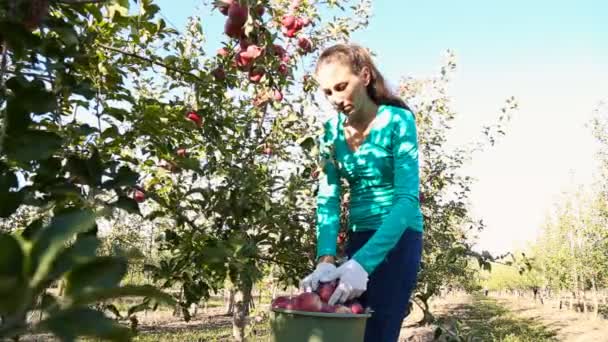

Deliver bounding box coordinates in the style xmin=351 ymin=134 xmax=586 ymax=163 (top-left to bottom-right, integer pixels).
xmin=399 ymin=293 xmax=608 ymax=342
xmin=18 ymin=293 xmax=608 ymax=341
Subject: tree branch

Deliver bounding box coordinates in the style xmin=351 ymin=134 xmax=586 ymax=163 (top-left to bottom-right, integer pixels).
xmin=97 ymin=44 xmax=206 ymax=83
xmin=0 ymin=41 xmax=9 ymax=155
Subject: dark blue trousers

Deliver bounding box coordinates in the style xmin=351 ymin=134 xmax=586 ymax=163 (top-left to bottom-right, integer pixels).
xmin=346 ymin=229 xmax=423 ymax=342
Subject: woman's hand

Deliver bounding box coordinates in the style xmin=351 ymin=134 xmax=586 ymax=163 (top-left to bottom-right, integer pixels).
xmin=327 ymin=259 xmax=369 ymax=305
xmin=300 ymin=261 xmax=337 ymax=292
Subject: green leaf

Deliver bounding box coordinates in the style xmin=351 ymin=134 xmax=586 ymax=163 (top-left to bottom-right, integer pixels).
xmin=298 ymin=136 xmax=316 ymax=151
xmin=107 ymin=0 xmax=130 ymax=19
xmin=37 ymin=292 xmax=58 ymax=313
xmin=43 ymin=236 xmax=101 ymax=288
xmin=66 ymin=155 xmax=89 ymax=184
xmin=0 ymin=168 xmax=22 ymax=217
xmin=86 ymin=148 xmax=104 ymax=186
xmin=0 ymin=234 xmax=26 ymax=315
xmin=65 ymin=256 xmax=128 ymax=297
xmin=70 ymin=285 xmax=176 ymax=308
xmin=37 ymin=307 xmax=132 ymax=341
xmin=29 ymin=209 xmax=97 ymax=287
xmin=21 ymin=218 xmax=45 ymax=241
xmin=0 ymin=233 xmax=24 ymax=283
xmin=102 ymin=166 xmax=139 ymax=188
xmin=111 ymin=195 xmax=141 ymax=215
xmin=127 ymin=302 xmax=150 ymax=317
xmin=4 ymin=130 xmax=63 ymax=163
xmin=5 ymin=98 xmax=31 ymax=133
xmin=54 ymin=26 xmax=79 ymax=46
xmin=105 ymin=304 xmax=122 ymax=318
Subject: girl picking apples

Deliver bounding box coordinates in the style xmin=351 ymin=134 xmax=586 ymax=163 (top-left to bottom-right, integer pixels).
xmin=300 ymin=44 xmax=424 ymax=342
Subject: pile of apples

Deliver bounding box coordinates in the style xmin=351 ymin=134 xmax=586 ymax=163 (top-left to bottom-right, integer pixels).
xmin=271 ymin=281 xmax=365 ymax=314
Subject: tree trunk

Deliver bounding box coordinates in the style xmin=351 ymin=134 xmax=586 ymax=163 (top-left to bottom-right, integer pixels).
xmin=226 ymin=288 xmax=236 ymax=316
xmin=591 ymin=277 xmax=599 ymax=319
xmin=233 ymin=283 xmax=253 ymax=342
xmin=414 ymin=295 xmax=434 ymax=325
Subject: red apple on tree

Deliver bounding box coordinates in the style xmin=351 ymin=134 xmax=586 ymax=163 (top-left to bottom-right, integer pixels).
xmin=273 ymin=90 xmax=283 ymax=102
xmin=249 ymin=68 xmax=265 ymax=83
xmin=212 ymin=67 xmax=226 ymax=80
xmin=278 ymin=64 xmax=288 ymax=76
xmin=224 ymin=18 xmax=244 ymax=38
xmin=227 ymin=1 xmax=248 ymax=26
xmin=176 ymin=148 xmax=187 ymax=157
xmin=133 ymin=189 xmax=145 ymax=203
xmin=254 ymin=5 xmax=265 ymax=16
xmin=281 ymin=15 xmax=296 ymax=29
xmin=214 ymin=0 xmax=234 ymax=15
xmin=217 ymin=47 xmax=229 ymax=57
xmin=263 ymin=145 xmax=272 ymax=155
xmin=187 ymin=111 xmax=202 ymax=127
xmin=298 ymin=37 xmax=313 ymax=54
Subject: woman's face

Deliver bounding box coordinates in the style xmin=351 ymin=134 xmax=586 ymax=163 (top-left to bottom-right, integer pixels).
xmin=315 ymin=61 xmax=371 ymax=117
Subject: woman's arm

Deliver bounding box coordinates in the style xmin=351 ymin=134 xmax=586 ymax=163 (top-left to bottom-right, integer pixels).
xmin=352 ymin=107 xmax=422 ymax=273
xmin=315 ymin=119 xmax=342 ymax=260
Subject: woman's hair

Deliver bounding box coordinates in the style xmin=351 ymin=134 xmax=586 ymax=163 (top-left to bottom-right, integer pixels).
xmin=315 ymin=43 xmax=412 ymax=112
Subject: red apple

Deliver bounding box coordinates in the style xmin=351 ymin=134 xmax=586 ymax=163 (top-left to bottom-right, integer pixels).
xmin=215 ymin=0 xmax=234 ymax=15
xmin=271 ymin=296 xmax=292 ymax=309
xmin=246 ymin=45 xmax=263 ymax=59
xmin=298 ymin=37 xmax=313 ymax=53
xmin=349 ymin=302 xmax=364 ymax=314
xmin=263 ymin=146 xmax=272 ymax=155
xmin=217 ymin=47 xmax=229 ymax=57
xmin=278 ymin=64 xmax=288 ymax=76
xmin=249 ymin=68 xmax=265 ymax=83
xmin=227 ymin=2 xmax=248 ymax=26
xmin=293 ymin=18 xmax=304 ymax=30
xmin=133 ymin=189 xmax=145 ymax=203
xmin=316 ymin=281 xmax=337 ymax=303
xmin=273 ymin=44 xmax=287 ymax=59
xmin=295 ymin=292 xmax=322 ymax=312
xmin=212 ymin=67 xmax=226 ymax=80
xmin=176 ymin=148 xmax=187 ymax=157
xmin=273 ymin=90 xmax=283 ymax=102
xmin=255 ymin=5 xmax=265 ymax=16
xmin=320 ymin=303 xmax=336 ymax=313
xmin=281 ymin=15 xmax=296 ymax=29
xmin=282 ymin=26 xmax=299 ymax=38
xmin=224 ymin=18 xmax=244 ymax=38
xmin=187 ymin=111 xmax=202 ymax=127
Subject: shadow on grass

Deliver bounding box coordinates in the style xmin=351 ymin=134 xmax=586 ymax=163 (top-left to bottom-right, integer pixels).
xmin=436 ymin=294 xmax=558 ymax=342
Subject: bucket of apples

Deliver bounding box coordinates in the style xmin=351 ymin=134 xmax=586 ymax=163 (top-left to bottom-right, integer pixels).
xmin=269 ymin=280 xmax=372 ymax=342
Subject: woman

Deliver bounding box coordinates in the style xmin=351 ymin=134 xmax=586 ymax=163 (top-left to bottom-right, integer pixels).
xmin=300 ymin=43 xmax=424 ymax=342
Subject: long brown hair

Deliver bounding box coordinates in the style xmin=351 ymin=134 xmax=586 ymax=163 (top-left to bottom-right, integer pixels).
xmin=315 ymin=43 xmax=412 ymax=112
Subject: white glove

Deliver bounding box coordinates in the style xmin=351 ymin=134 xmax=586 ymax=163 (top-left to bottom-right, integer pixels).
xmin=328 ymin=259 xmax=369 ymax=305
xmin=300 ymin=262 xmax=337 ymax=292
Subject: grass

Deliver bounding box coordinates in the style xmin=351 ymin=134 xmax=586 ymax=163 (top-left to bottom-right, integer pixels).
xmin=133 ymin=319 xmax=271 ymax=342
xmin=436 ymin=293 xmax=558 ymax=342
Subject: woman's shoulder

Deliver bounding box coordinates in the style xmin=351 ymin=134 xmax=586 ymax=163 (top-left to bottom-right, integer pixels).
xmin=380 ymin=104 xmax=415 ymax=123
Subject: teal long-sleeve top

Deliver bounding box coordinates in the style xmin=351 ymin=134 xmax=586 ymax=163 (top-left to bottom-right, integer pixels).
xmin=315 ymin=104 xmax=424 ymax=274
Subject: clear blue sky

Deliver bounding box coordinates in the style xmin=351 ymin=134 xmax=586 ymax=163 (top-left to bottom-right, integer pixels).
xmin=154 ymin=0 xmax=608 ymax=254
xmin=155 ymin=0 xmax=607 ymax=83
